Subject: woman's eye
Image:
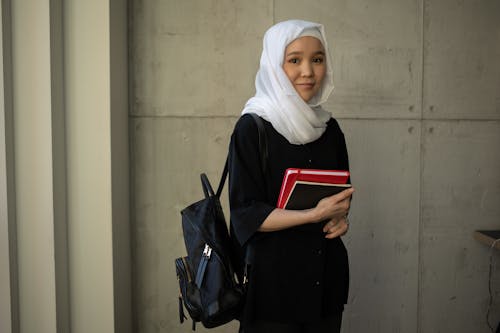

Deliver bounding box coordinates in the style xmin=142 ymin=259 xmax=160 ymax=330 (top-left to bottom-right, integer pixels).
xmin=289 ymin=58 xmax=299 ymax=64
xmin=312 ymin=57 xmax=324 ymax=63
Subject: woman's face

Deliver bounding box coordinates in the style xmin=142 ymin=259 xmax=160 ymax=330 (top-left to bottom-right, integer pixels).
xmin=282 ymin=36 xmax=326 ymax=103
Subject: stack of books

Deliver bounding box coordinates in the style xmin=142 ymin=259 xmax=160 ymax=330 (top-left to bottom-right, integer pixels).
xmin=277 ymin=168 xmax=351 ymax=210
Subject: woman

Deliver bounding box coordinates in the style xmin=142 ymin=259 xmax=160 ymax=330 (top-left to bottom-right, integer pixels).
xmin=228 ymin=20 xmax=354 ymax=333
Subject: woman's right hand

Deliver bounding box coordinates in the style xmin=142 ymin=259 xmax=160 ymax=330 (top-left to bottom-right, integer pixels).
xmin=311 ymin=187 xmax=354 ymax=223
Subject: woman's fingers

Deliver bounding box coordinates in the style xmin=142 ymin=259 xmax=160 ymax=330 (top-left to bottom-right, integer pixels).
xmin=321 ymin=187 xmax=354 ymax=205
xmin=322 ymin=219 xmax=336 ymax=233
xmin=336 ymin=187 xmax=355 ymax=201
xmin=314 ymin=187 xmax=354 ymax=223
xmin=323 ymin=217 xmax=349 ymax=239
xmin=321 ymin=188 xmax=354 ymax=238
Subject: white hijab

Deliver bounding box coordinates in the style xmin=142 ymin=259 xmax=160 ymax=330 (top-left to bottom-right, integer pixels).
xmin=242 ymin=20 xmax=334 ymax=145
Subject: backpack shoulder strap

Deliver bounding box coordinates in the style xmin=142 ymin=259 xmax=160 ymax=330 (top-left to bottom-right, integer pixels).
xmin=216 ymin=114 xmax=268 ymax=197
xmin=248 ymin=113 xmax=268 ymax=174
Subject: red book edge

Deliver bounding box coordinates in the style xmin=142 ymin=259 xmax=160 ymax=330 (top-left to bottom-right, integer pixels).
xmin=276 ymin=168 xmax=350 ymax=209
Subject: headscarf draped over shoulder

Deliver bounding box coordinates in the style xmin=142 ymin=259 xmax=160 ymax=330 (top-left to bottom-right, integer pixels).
xmin=242 ymin=19 xmax=334 ymax=145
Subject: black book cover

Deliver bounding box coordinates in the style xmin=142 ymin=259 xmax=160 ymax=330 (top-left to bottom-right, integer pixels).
xmin=284 ymin=181 xmax=352 ymax=210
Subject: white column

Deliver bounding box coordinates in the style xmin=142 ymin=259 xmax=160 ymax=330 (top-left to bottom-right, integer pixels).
xmin=109 ymin=0 xmax=132 ymax=331
xmin=65 ymin=0 xmax=131 ymax=332
xmin=0 ymin=0 xmax=18 ymax=332
xmin=1 ymin=0 xmax=131 ymax=332
xmin=11 ymin=0 xmax=68 ymax=332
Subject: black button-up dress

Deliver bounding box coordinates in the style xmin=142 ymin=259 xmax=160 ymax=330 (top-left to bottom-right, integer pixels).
xmin=228 ymin=114 xmax=350 ymax=324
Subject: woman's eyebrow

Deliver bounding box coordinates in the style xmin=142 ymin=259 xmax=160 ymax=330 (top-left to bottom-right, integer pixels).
xmin=285 ymin=51 xmax=303 ymax=57
xmin=285 ymin=50 xmax=325 ymax=57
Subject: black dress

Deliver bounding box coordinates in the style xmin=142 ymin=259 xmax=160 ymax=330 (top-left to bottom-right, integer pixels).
xmin=228 ymin=114 xmax=350 ymax=324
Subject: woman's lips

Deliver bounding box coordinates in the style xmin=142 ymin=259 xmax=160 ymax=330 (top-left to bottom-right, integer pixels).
xmin=296 ymin=83 xmax=315 ymax=89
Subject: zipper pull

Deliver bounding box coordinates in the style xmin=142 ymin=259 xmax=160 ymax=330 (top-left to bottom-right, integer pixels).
xmin=203 ymin=244 xmax=212 ymax=258
xmin=195 ymin=244 xmax=212 ymax=288
xmin=243 ymin=264 xmax=249 ymax=285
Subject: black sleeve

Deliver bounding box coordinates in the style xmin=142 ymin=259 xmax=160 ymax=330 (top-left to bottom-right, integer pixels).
xmin=341 ymin=139 xmax=351 ymax=189
xmin=339 ymin=129 xmax=350 ymax=181
xmin=330 ymin=118 xmax=350 ymax=181
xmin=228 ymin=115 xmax=275 ymax=246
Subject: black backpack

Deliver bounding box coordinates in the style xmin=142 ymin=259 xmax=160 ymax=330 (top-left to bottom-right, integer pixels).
xmin=175 ymin=114 xmax=267 ymax=330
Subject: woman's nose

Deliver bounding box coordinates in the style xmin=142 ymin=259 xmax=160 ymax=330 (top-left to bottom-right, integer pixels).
xmin=300 ymin=62 xmax=313 ymax=77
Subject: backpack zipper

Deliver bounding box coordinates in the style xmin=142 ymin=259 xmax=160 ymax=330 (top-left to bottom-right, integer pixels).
xmin=195 ymin=244 xmax=212 ymax=288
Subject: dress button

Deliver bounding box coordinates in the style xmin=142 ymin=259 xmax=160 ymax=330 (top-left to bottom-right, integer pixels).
xmin=315 ymin=281 xmax=320 ymax=286
xmin=317 ymin=249 xmax=322 ymax=255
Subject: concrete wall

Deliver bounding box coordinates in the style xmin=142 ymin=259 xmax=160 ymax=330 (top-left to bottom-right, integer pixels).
xmin=130 ymin=1 xmax=500 ymax=332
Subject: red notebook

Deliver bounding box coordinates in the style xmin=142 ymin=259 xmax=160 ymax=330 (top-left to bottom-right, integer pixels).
xmin=277 ymin=168 xmax=350 ymax=209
